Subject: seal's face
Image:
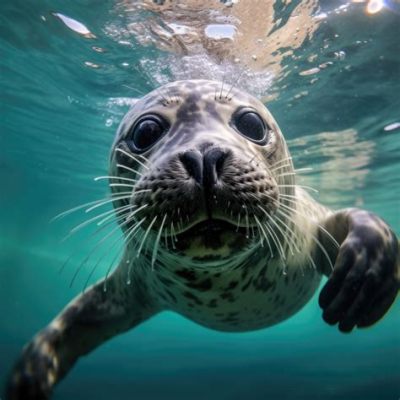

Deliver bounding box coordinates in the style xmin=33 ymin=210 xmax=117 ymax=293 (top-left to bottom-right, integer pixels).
xmin=110 ymin=80 xmax=294 ymax=261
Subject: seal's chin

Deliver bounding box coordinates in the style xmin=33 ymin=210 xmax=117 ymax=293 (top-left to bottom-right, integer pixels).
xmin=169 ymin=218 xmax=251 ymax=259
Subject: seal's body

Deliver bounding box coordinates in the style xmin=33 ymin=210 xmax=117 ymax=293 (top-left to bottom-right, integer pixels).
xmin=6 ymin=80 xmax=399 ymax=400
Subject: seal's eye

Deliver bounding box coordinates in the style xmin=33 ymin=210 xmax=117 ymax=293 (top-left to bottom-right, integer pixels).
xmin=232 ymin=109 xmax=268 ymax=144
xmin=127 ymin=115 xmax=169 ymax=152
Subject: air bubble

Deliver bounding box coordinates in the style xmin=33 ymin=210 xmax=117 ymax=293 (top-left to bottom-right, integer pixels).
xmin=334 ymin=51 xmax=346 ymax=61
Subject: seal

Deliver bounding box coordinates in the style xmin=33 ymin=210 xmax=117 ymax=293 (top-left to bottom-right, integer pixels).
xmin=6 ymin=79 xmax=400 ymax=400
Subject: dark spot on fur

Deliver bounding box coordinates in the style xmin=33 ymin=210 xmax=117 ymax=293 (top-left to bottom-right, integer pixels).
xmin=159 ymin=276 xmax=174 ymax=286
xmin=284 ymin=275 xmax=289 ymax=285
xmin=208 ymin=299 xmax=218 ymax=308
xmin=183 ymin=291 xmax=203 ymax=305
xmin=228 ymin=311 xmax=239 ymax=317
xmin=176 ymin=93 xmax=201 ymax=124
xmin=220 ymin=317 xmax=240 ymax=323
xmin=175 ymin=269 xmax=197 ymax=281
xmin=220 ymin=292 xmax=236 ymax=302
xmin=224 ymin=281 xmax=239 ymax=291
xmin=253 ymin=276 xmax=275 ymax=292
xmin=241 ymin=278 xmax=253 ymax=292
xmin=165 ymin=290 xmax=178 ymax=303
xmin=187 ymin=278 xmax=212 ymax=291
xmin=241 ymin=268 xmax=250 ymax=279
xmin=205 ymin=101 xmax=223 ymax=123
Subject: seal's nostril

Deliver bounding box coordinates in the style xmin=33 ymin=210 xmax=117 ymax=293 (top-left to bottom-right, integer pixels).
xmin=179 ymin=150 xmax=203 ymax=184
xmin=203 ymin=148 xmax=227 ymax=189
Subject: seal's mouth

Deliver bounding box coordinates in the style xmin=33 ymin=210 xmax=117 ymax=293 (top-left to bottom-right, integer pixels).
xmin=178 ymin=219 xmax=245 ymax=238
xmin=168 ymin=218 xmax=251 ymax=257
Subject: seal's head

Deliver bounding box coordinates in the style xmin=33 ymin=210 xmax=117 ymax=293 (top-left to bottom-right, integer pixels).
xmin=110 ymin=80 xmax=294 ymax=261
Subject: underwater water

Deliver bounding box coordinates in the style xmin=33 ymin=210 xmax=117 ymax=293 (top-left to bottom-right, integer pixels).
xmin=1 ymin=0 xmax=399 ymax=399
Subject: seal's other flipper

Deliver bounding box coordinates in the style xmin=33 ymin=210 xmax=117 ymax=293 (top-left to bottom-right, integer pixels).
xmin=5 ymin=272 xmax=159 ymax=400
xmin=317 ymin=209 xmax=399 ymax=333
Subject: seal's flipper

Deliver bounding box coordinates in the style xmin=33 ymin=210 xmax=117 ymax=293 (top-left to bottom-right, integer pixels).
xmin=317 ymin=208 xmax=399 ymax=333
xmin=5 ymin=272 xmax=159 ymax=400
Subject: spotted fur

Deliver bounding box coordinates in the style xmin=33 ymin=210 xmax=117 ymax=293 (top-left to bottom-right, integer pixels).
xmin=6 ymin=80 xmax=399 ymax=400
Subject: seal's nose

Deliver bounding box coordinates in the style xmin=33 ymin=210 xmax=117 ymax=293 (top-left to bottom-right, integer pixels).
xmin=180 ymin=150 xmax=203 ymax=184
xmin=203 ymin=148 xmax=227 ymax=188
xmin=180 ymin=148 xmax=227 ymax=189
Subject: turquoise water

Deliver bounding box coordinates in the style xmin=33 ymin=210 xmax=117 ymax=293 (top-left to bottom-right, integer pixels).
xmin=1 ymin=1 xmax=399 ymax=399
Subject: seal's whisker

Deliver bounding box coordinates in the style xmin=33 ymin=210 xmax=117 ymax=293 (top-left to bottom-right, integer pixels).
xmin=269 ymin=163 xmax=292 ymax=173
xmin=158 ymin=88 xmax=171 ymax=106
xmin=254 ymin=215 xmax=273 ymax=256
xmin=151 ymin=213 xmax=167 ymax=270
xmin=52 ymin=192 xmax=132 ymax=221
xmin=254 ymin=220 xmax=264 ymax=247
xmin=271 ymin=212 xmax=299 ymax=256
xmin=85 ymin=193 xmax=133 ymax=213
xmin=247 ymin=155 xmax=257 ymax=167
xmin=116 ymin=148 xmax=149 ymax=170
xmin=59 ymin=206 xmax=135 ymax=274
xmin=248 ymin=153 xmax=264 ymax=168
xmin=260 ymin=192 xmax=295 ymax=207
xmin=125 ymin=203 xmax=149 ymax=221
xmin=226 ymin=68 xmax=246 ymax=101
xmin=264 ymin=217 xmax=286 ymax=261
xmin=136 ymin=216 xmax=158 ymax=259
xmin=269 ymin=157 xmax=293 ymax=169
xmin=136 ymin=153 xmax=150 ymax=164
xmin=163 ymin=217 xmax=169 ymax=250
xmin=315 ymin=224 xmax=340 ymax=250
xmin=276 ymin=208 xmax=321 ymax=268
xmin=62 ymin=203 xmax=133 ymax=242
xmin=169 ymin=222 xmax=174 ymax=248
xmin=278 ymin=184 xmax=319 ymax=194
xmin=244 ymin=207 xmax=250 ymax=238
xmin=97 ymin=204 xmax=132 ymax=227
xmin=116 ymin=163 xmax=143 ymax=176
xmin=108 ymin=183 xmax=145 ymax=190
xmin=101 ymin=217 xmax=147 ymax=291
xmin=235 ymin=212 xmax=241 ymax=232
xmin=276 ymin=208 xmax=334 ymax=272
xmin=170 ymin=221 xmax=177 ymax=247
xmin=123 ymin=217 xmax=148 ymax=284
xmin=92 ymin=217 xmax=145 ymax=291
xmin=275 ymin=196 xmax=340 ymax=251
xmin=256 ymin=205 xmax=286 ymax=261
xmin=94 ymin=176 xmax=139 ymax=184
xmin=257 ymin=205 xmax=286 ymax=260
xmin=275 ymin=215 xmax=299 ymax=252
xmin=275 ymin=171 xmax=297 ymax=179
xmin=122 ymin=84 xmax=144 ymax=97
xmin=70 ymin=213 xmax=132 ymax=289
xmin=277 ymin=193 xmax=298 ymax=200
xmin=71 ymin=205 xmax=148 ymax=288
xmin=219 ymin=65 xmax=226 ymax=100
xmin=268 ymin=214 xmax=293 ymax=256
xmin=249 ymin=192 xmax=291 ymax=253
xmin=294 ymin=167 xmax=313 ymax=174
